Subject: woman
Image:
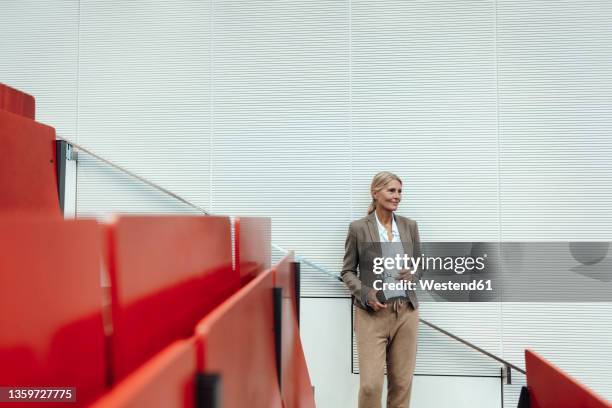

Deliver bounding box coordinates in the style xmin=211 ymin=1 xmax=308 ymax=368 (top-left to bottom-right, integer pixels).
xmin=342 ymin=171 xmax=421 ymax=408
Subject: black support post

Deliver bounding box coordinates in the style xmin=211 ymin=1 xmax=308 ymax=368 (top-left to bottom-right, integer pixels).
xmin=273 ymin=287 xmax=283 ymax=391
xmin=291 ymin=261 xmax=301 ymax=327
xmin=517 ymin=385 xmax=530 ymax=408
xmin=55 ymin=140 xmax=68 ymax=213
xmin=195 ymin=373 xmax=221 ymax=408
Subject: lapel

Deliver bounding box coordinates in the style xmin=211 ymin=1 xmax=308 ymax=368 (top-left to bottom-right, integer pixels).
xmin=365 ymin=212 xmax=382 ymax=257
xmin=396 ymin=215 xmax=413 ymax=255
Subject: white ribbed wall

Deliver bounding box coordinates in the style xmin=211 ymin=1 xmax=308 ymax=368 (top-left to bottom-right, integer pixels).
xmin=76 ymin=1 xmax=211 ymax=216
xmin=498 ymin=1 xmax=612 ymax=404
xmin=2 ymin=1 xmax=612 ymax=407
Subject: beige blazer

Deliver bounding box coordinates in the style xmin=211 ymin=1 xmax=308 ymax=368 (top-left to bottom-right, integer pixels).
xmin=341 ymin=211 xmax=421 ymax=311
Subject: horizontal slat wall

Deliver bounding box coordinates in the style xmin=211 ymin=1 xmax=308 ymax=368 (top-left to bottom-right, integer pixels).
xmin=0 ymin=0 xmax=79 ymax=140
xmin=75 ymin=0 xmax=211 ymax=217
xmin=211 ymin=0 xmax=351 ymax=299
xmin=498 ymin=1 xmax=612 ymax=241
xmin=351 ymin=0 xmax=499 ymax=241
xmin=497 ymin=1 xmax=612 ymax=405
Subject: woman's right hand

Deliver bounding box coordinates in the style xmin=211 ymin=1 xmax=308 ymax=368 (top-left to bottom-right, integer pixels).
xmin=366 ymin=289 xmax=387 ymax=311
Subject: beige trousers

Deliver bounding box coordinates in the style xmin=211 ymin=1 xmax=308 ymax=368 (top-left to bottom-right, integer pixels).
xmin=354 ymin=299 xmax=419 ymax=408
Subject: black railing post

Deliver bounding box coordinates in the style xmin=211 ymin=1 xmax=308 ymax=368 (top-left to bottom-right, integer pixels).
xmin=291 ymin=261 xmax=301 ymax=327
xmin=273 ymin=287 xmax=283 ymax=391
xmin=195 ymin=373 xmax=221 ymax=408
xmin=55 ymin=140 xmax=69 ymax=213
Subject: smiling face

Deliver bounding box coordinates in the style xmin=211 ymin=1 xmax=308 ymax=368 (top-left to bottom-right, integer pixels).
xmin=373 ymin=179 xmax=402 ymax=212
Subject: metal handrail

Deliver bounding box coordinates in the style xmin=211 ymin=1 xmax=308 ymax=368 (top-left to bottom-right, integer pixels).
xmin=419 ymin=319 xmax=526 ymax=376
xmin=59 ymin=137 xmax=209 ymax=214
xmin=65 ymin=138 xmax=526 ymax=379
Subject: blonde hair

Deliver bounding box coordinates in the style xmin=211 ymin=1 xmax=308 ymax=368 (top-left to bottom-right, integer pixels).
xmin=367 ymin=171 xmax=403 ymax=215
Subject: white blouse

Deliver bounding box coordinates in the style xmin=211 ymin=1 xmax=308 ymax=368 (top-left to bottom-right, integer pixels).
xmin=374 ymin=211 xmax=406 ymax=299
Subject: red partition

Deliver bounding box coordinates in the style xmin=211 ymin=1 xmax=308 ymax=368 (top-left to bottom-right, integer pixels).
xmin=195 ymin=269 xmax=282 ymax=408
xmin=526 ymin=349 xmax=612 ymax=408
xmin=234 ymin=217 xmax=271 ymax=286
xmin=0 ymin=218 xmax=106 ymax=406
xmin=0 ymin=83 xmax=35 ymax=119
xmin=273 ymin=252 xmax=296 ymax=305
xmin=92 ymin=339 xmax=197 ymax=408
xmin=273 ymin=254 xmax=316 ymax=408
xmin=0 ymin=110 xmax=60 ymax=215
xmin=106 ymin=216 xmax=237 ymax=382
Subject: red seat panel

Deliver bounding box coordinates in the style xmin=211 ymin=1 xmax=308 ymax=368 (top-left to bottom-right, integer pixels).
xmin=0 ymin=110 xmax=59 ymax=215
xmin=196 ymin=270 xmax=282 ymax=408
xmin=526 ymin=349 xmax=612 ymax=408
xmin=92 ymin=339 xmax=197 ymax=408
xmin=274 ymin=254 xmax=315 ymax=408
xmin=235 ymin=217 xmax=271 ymax=286
xmin=0 ymin=218 xmax=106 ymax=406
xmin=0 ymin=83 xmax=35 ymax=119
xmin=106 ymin=216 xmax=236 ymax=381
xmin=273 ymin=252 xmax=296 ymax=302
